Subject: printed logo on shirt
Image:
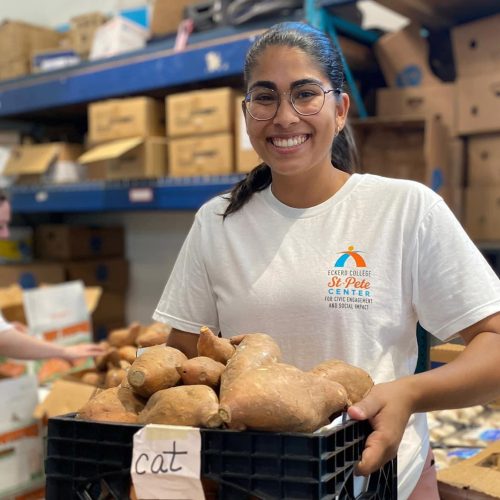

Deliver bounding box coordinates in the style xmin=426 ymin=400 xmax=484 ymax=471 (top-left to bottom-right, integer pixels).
xmin=325 ymin=245 xmax=373 ymax=311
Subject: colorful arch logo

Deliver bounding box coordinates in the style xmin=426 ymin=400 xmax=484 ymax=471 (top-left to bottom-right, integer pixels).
xmin=334 ymin=246 xmax=366 ymax=268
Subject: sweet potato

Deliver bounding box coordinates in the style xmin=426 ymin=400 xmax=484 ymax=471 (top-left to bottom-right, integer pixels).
xmin=105 ymin=368 xmax=127 ymax=388
xmin=219 ymin=363 xmax=348 ymax=432
xmin=310 ymin=359 xmax=374 ymax=405
xmin=136 ymin=322 xmax=171 ymax=347
xmin=197 ymin=326 xmax=235 ymax=364
xmin=108 ymin=322 xmax=141 ymax=348
xmin=78 ymin=386 xmax=145 ymax=423
xmin=220 ymin=333 xmax=281 ymax=394
xmin=177 ymin=356 xmax=225 ymax=388
xmin=118 ymin=345 xmax=137 ymax=364
xmin=80 ymin=371 xmax=105 ymax=387
xmin=127 ymin=345 xmax=187 ymax=397
xmin=138 ymin=385 xmax=222 ymax=428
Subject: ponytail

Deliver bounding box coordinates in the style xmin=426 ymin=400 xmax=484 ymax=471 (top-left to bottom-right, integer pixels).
xmin=222 ymin=164 xmax=271 ymax=219
xmin=331 ymin=122 xmax=359 ymax=174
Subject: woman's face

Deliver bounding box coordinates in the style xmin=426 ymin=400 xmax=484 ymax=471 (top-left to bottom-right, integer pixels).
xmin=244 ymin=45 xmax=348 ymax=179
xmin=0 ymin=200 xmax=10 ymax=238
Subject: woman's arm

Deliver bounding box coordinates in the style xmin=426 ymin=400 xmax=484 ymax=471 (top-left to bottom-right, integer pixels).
xmin=167 ymin=328 xmax=199 ymax=358
xmin=348 ymin=312 xmax=500 ymax=475
xmin=0 ymin=324 xmax=106 ymax=361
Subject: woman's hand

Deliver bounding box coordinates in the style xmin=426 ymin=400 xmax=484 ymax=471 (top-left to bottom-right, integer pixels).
xmin=347 ymin=380 xmax=415 ymax=475
xmin=61 ymin=343 xmax=107 ymax=361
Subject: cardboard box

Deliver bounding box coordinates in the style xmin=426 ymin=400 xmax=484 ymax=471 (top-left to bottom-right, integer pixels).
xmin=35 ymin=224 xmax=124 ymax=260
xmin=430 ymin=342 xmax=465 ymax=367
xmin=88 ymin=97 xmax=164 ymax=144
xmin=0 ymin=421 xmax=44 ymax=498
xmin=0 ymin=20 xmax=62 ymax=71
xmin=0 ymin=59 xmax=30 ymax=81
xmin=374 ymin=23 xmax=441 ymax=88
xmin=352 ymin=116 xmax=450 ymax=193
xmin=465 ymin=187 xmax=500 ymax=241
xmin=92 ymin=291 xmax=126 ymax=323
xmin=457 ymin=72 xmax=500 ymax=136
xmin=0 ymin=283 xmax=101 ymax=334
xmin=79 ymin=137 xmax=167 ymax=180
xmin=437 ymin=441 xmax=500 ymax=499
xmin=89 ymin=16 xmax=148 ymax=61
xmin=468 ymin=134 xmax=500 ymax=186
xmin=167 ymin=87 xmax=235 ymax=137
xmin=449 ymin=138 xmax=465 ymax=187
xmin=3 ymin=142 xmax=84 ymax=184
xmin=70 ymin=12 xmax=107 ymax=57
xmin=149 ymin=0 xmax=199 ymax=37
xmin=452 ymin=14 xmax=500 ymax=77
xmin=0 ymin=262 xmax=65 ymax=288
xmin=234 ymin=94 xmax=260 ymax=173
xmin=376 ymin=83 xmax=457 ymax=136
xmin=33 ymin=379 xmax=96 ymax=420
xmin=169 ymin=133 xmax=234 ymax=177
xmin=64 ymin=258 xmax=129 ymax=292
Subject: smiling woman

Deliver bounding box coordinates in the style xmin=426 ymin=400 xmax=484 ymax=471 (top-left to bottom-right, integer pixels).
xmin=153 ymin=21 xmax=500 ymax=500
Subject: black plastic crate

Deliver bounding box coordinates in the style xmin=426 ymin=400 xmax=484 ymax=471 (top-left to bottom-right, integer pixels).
xmin=45 ymin=414 xmax=397 ymax=499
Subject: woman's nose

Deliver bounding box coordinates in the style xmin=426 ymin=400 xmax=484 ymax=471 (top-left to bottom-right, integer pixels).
xmin=272 ymin=96 xmax=300 ymax=127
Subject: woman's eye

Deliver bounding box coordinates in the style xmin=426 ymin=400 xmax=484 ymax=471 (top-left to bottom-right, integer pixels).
xmin=254 ymin=93 xmax=275 ymax=102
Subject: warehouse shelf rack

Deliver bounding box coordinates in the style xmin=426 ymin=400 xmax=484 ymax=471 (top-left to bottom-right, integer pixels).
xmin=1 ymin=4 xmax=381 ymax=215
xmin=8 ymin=174 xmax=245 ymax=213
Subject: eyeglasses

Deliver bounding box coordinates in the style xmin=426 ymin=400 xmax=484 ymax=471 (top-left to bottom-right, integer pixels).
xmin=244 ymin=83 xmax=339 ymax=121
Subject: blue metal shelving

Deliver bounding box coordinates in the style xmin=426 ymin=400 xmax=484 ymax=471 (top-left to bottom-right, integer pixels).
xmin=8 ymin=175 xmax=244 ymax=213
xmin=0 ymin=27 xmax=262 ymax=117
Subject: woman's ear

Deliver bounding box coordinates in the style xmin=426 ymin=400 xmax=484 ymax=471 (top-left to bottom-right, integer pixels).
xmin=336 ymin=93 xmax=350 ymax=131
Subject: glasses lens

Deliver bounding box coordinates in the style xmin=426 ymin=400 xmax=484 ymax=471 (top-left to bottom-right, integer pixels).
xmin=291 ymin=83 xmax=325 ymax=116
xmin=246 ymin=88 xmax=278 ymax=120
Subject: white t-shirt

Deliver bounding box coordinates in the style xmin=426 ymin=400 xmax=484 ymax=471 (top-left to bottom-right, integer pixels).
xmin=154 ymin=173 xmax=500 ymax=498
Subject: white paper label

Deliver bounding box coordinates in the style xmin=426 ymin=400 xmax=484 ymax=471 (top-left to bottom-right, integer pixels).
xmin=239 ymin=115 xmax=253 ymax=151
xmin=131 ymin=424 xmax=204 ymax=500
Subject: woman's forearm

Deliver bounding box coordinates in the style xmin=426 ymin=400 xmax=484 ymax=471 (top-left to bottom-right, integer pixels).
xmin=405 ymin=331 xmax=500 ymax=412
xmin=0 ymin=326 xmax=66 ymax=360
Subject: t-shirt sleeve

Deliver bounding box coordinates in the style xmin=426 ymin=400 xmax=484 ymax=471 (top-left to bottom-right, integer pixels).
xmin=153 ymin=212 xmax=219 ymax=334
xmin=412 ymin=200 xmax=500 ymax=341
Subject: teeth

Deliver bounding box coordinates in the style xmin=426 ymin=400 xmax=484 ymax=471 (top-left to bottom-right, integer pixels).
xmin=272 ymin=135 xmax=307 ymax=148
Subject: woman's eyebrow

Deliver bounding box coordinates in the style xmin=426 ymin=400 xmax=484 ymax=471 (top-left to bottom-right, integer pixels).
xmin=291 ymin=78 xmax=323 ymax=87
xmin=249 ymin=78 xmax=324 ymax=91
xmin=248 ymin=81 xmax=276 ymax=91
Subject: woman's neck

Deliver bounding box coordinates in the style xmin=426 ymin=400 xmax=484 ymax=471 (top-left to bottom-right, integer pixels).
xmin=271 ymin=166 xmax=350 ymax=208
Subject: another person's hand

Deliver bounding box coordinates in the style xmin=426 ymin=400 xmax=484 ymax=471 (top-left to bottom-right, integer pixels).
xmin=347 ymin=380 xmax=414 ymax=475
xmin=60 ymin=343 xmax=107 ymax=361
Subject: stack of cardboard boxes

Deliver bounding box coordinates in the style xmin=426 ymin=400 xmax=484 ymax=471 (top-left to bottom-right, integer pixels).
xmin=451 ymin=14 xmax=500 ymax=242
xmin=366 ymin=22 xmax=460 ymax=217
xmin=167 ymin=87 xmax=235 ymax=177
xmin=34 ymin=224 xmax=128 ymax=341
xmin=79 ymin=96 xmax=167 ymax=180
xmin=0 ymin=20 xmax=62 ymax=81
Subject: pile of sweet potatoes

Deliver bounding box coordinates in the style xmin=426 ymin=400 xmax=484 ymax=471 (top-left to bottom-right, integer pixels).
xmin=78 ymin=326 xmax=373 ymax=433
xmin=76 ymin=321 xmax=171 ymax=389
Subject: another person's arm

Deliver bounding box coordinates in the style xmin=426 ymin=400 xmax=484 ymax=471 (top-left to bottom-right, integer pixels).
xmin=167 ymin=328 xmax=199 ymax=359
xmin=0 ymin=323 xmax=106 ymax=361
xmin=348 ymin=312 xmax=500 ymax=475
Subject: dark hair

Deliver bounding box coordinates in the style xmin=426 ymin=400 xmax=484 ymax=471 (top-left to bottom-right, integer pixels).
xmin=0 ymin=189 xmax=7 ymax=204
xmin=223 ymin=21 xmax=358 ymax=219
